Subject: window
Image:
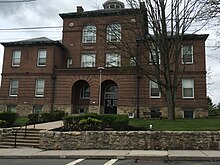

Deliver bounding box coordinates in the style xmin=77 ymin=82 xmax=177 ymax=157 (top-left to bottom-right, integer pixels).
xmin=81 ymin=54 xmax=96 ymax=67
xmin=184 ymin=110 xmax=195 ymax=118
xmin=9 ymin=80 xmax=19 ymax=96
xmin=67 ymin=57 xmax=72 ymax=68
xmin=106 ymin=53 xmax=121 ymax=67
xmin=35 ymin=79 xmax=45 ymax=97
xmin=7 ymin=105 xmax=17 ymax=113
xmin=182 ymin=45 xmax=193 ymax=64
xmin=182 ymin=79 xmax=194 ymax=98
xmin=150 ymin=107 xmax=161 ymax=118
xmin=33 ymin=106 xmax=43 ymax=114
xmin=107 ymin=23 xmax=121 ymax=42
xmin=80 ymin=85 xmax=90 ymax=99
xmin=82 ymin=25 xmax=96 ymax=43
xmin=12 ymin=50 xmax=21 ymax=67
xmin=149 ymin=48 xmax=160 ymax=65
xmin=37 ymin=49 xmax=47 ymax=66
xmin=130 ymin=57 xmax=136 ymax=66
xmin=150 ymin=80 xmax=160 ymax=98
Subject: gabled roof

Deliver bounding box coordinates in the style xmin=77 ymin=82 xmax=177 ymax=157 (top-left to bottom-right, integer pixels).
xmin=1 ymin=37 xmax=66 ymax=49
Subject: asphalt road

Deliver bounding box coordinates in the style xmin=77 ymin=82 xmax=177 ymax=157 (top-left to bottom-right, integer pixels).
xmin=0 ymin=159 xmax=219 ymax=165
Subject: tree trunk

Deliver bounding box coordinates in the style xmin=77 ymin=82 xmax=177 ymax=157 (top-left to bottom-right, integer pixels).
xmin=166 ymin=89 xmax=175 ymax=120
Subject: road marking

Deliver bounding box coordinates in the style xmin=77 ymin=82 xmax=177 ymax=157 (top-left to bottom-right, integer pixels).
xmin=66 ymin=159 xmax=85 ymax=165
xmin=104 ymin=159 xmax=118 ymax=165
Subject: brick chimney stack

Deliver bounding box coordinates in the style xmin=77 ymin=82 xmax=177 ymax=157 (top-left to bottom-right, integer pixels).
xmin=77 ymin=6 xmax=84 ymax=13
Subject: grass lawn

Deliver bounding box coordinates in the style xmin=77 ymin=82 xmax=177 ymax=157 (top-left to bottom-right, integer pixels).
xmin=129 ymin=117 xmax=220 ymax=131
xmin=13 ymin=117 xmax=29 ymax=126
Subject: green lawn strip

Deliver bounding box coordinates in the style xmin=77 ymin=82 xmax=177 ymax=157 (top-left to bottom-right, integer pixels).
xmin=129 ymin=117 xmax=220 ymax=131
xmin=13 ymin=117 xmax=29 ymax=126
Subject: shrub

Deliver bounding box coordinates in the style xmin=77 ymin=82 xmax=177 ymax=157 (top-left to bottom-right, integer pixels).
xmin=28 ymin=114 xmax=40 ymax=124
xmin=78 ymin=117 xmax=104 ymax=131
xmin=0 ymin=112 xmax=17 ymax=126
xmin=28 ymin=111 xmax=65 ymax=124
xmin=0 ymin=120 xmax=6 ymax=127
xmin=63 ymin=114 xmax=129 ymax=131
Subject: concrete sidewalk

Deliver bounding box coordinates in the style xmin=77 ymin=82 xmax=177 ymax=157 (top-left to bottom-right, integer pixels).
xmin=0 ymin=148 xmax=219 ymax=161
xmin=26 ymin=120 xmax=63 ymax=130
xmin=2 ymin=121 xmax=219 ymax=161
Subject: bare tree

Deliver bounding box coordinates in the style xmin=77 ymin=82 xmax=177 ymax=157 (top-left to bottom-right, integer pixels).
xmin=113 ymin=0 xmax=212 ymax=120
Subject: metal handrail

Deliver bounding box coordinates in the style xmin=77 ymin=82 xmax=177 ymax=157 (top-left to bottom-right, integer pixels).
xmin=14 ymin=114 xmax=38 ymax=148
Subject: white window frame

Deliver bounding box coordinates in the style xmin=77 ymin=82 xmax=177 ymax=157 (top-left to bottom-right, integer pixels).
xmin=183 ymin=110 xmax=195 ymax=118
xmin=106 ymin=53 xmax=121 ymax=67
xmin=130 ymin=57 xmax=136 ymax=66
xmin=150 ymin=80 xmax=161 ymax=98
xmin=107 ymin=23 xmax=121 ymax=42
xmin=82 ymin=25 xmax=96 ymax=43
xmin=37 ymin=49 xmax=47 ymax=66
xmin=67 ymin=57 xmax=72 ymax=68
xmin=149 ymin=48 xmax=160 ymax=65
xmin=80 ymin=85 xmax=90 ymax=99
xmin=7 ymin=105 xmax=17 ymax=113
xmin=9 ymin=79 xmax=19 ymax=96
xmin=182 ymin=79 xmax=194 ymax=98
xmin=12 ymin=50 xmax=21 ymax=67
xmin=35 ymin=79 xmax=45 ymax=97
xmin=182 ymin=45 xmax=193 ymax=64
xmin=81 ymin=54 xmax=96 ymax=67
xmin=33 ymin=106 xmax=43 ymax=114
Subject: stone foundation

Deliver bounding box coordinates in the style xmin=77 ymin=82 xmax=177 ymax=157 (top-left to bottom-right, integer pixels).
xmin=0 ymin=103 xmax=209 ymax=118
xmin=39 ymin=131 xmax=220 ymax=150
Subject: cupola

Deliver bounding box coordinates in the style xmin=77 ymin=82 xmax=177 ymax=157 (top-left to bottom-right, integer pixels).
xmin=103 ymin=0 xmax=125 ymax=9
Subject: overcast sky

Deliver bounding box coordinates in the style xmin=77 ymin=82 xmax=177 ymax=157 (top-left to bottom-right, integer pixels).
xmin=0 ymin=0 xmax=220 ymax=104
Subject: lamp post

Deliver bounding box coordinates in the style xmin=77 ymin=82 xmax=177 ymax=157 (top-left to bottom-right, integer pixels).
xmin=98 ymin=67 xmax=105 ymax=114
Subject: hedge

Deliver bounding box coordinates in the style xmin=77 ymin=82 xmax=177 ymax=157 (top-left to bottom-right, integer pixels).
xmin=28 ymin=111 xmax=65 ymax=124
xmin=63 ymin=114 xmax=129 ymax=131
xmin=0 ymin=112 xmax=17 ymax=126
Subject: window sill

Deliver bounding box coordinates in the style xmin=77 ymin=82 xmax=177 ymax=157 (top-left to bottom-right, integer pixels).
xmin=9 ymin=95 xmax=18 ymax=97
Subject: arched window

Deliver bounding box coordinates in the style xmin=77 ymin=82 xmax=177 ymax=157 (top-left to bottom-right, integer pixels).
xmin=105 ymin=85 xmax=118 ymax=99
xmin=107 ymin=23 xmax=121 ymax=42
xmin=82 ymin=25 xmax=96 ymax=43
xmin=80 ymin=85 xmax=90 ymax=99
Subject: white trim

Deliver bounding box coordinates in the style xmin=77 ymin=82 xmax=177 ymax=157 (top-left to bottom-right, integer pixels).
xmin=82 ymin=25 xmax=96 ymax=43
xmin=12 ymin=50 xmax=21 ymax=67
xmin=35 ymin=79 xmax=45 ymax=97
xmin=37 ymin=49 xmax=47 ymax=67
xmin=149 ymin=80 xmax=161 ymax=98
xmin=182 ymin=79 xmax=194 ymax=98
xmin=9 ymin=79 xmax=19 ymax=97
xmin=181 ymin=45 xmax=193 ymax=64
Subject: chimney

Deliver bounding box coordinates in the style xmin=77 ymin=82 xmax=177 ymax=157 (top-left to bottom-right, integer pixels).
xmin=77 ymin=6 xmax=84 ymax=13
xmin=140 ymin=2 xmax=145 ymax=10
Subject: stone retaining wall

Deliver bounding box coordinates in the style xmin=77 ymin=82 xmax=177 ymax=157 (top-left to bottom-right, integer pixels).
xmin=39 ymin=131 xmax=220 ymax=150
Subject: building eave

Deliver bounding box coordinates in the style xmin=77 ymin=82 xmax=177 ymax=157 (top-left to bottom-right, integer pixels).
xmin=59 ymin=8 xmax=141 ymax=19
xmin=1 ymin=39 xmax=66 ymax=50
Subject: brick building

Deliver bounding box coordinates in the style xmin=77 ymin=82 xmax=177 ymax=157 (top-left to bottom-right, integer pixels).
xmin=0 ymin=0 xmax=208 ymax=118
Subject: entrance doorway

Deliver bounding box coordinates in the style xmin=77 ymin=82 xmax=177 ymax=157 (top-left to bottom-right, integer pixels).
xmin=104 ymin=84 xmax=118 ymax=114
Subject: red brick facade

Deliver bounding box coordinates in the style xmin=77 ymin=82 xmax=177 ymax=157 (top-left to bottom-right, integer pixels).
xmin=0 ymin=0 xmax=208 ymax=118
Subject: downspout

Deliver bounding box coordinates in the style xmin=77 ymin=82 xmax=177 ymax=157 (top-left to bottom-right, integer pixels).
xmin=136 ymin=36 xmax=142 ymax=119
xmin=51 ymin=47 xmax=56 ymax=112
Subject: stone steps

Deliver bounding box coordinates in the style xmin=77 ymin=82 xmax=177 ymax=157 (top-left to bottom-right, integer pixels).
xmin=0 ymin=128 xmax=41 ymax=148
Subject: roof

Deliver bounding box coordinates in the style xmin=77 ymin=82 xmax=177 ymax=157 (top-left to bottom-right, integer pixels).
xmin=1 ymin=37 xmax=66 ymax=49
xmin=59 ymin=8 xmax=141 ymax=19
xmin=146 ymin=33 xmax=209 ymax=41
